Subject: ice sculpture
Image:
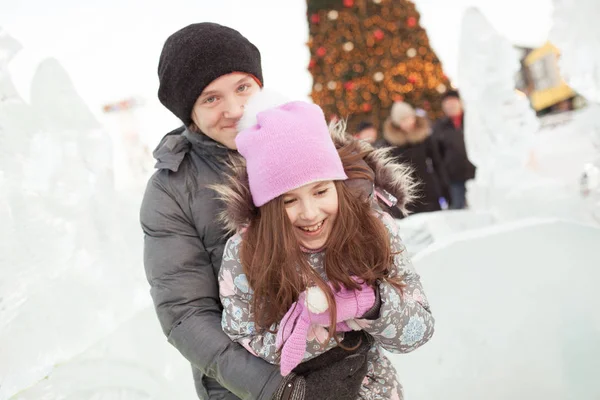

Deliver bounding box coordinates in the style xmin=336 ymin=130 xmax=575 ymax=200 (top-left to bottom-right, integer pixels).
xmin=549 ymin=0 xmax=600 ymax=223
xmin=0 ymin=29 xmax=151 ymax=399
xmin=457 ymin=8 xmax=541 ymax=214
xmin=391 ymin=219 xmax=600 ymax=399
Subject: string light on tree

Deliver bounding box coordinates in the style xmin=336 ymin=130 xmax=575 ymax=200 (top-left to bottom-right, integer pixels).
xmin=307 ymin=0 xmax=451 ymax=131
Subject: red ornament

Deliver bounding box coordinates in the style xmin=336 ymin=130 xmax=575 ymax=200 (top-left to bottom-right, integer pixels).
xmin=308 ymin=58 xmax=316 ymax=69
xmin=407 ymin=17 xmax=417 ymax=27
xmin=373 ymin=29 xmax=385 ymax=41
xmin=343 ymin=0 xmax=354 ymax=7
xmin=343 ymin=81 xmax=355 ymax=91
xmin=310 ymin=13 xmax=320 ymax=24
xmin=408 ymin=74 xmax=417 ymax=84
xmin=361 ymin=103 xmax=372 ymax=112
xmin=316 ymin=47 xmax=327 ymax=57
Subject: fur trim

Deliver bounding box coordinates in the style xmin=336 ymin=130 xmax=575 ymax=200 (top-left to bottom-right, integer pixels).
xmin=213 ymin=119 xmax=418 ymax=232
xmin=382 ymin=116 xmax=431 ymax=146
xmin=329 ymin=120 xmax=417 ymax=215
xmin=209 ymin=154 xmax=256 ymax=234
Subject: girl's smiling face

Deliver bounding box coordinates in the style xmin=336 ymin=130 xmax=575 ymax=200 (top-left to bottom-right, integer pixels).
xmin=282 ymin=181 xmax=339 ymax=250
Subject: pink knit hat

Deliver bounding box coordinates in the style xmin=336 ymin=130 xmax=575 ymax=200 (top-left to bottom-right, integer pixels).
xmin=235 ymin=100 xmax=348 ymax=207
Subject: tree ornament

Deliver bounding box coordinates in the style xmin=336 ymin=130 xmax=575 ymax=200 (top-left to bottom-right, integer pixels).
xmin=314 ymin=83 xmax=323 ymax=92
xmin=436 ymin=83 xmax=447 ymax=93
xmin=308 ymin=58 xmax=316 ymax=69
xmin=327 ymin=81 xmax=337 ymax=90
xmin=343 ymin=42 xmax=355 ymax=52
xmin=406 ymin=48 xmax=417 ymax=58
xmin=310 ymin=13 xmax=320 ymax=24
xmin=343 ymin=81 xmax=355 ymax=90
xmin=361 ymin=103 xmax=372 ymax=112
xmin=373 ymin=29 xmax=385 ymax=41
xmin=328 ymin=10 xmax=339 ymax=20
xmin=373 ymin=72 xmax=384 ymax=82
xmin=316 ymin=47 xmax=327 ymax=57
xmin=343 ymin=0 xmax=354 ymax=7
xmin=407 ymin=16 xmax=417 ymax=27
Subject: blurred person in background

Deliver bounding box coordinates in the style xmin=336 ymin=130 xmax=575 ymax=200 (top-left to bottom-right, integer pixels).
xmin=376 ymin=101 xmax=448 ymax=217
xmin=432 ymin=90 xmax=476 ymax=209
xmin=353 ymin=120 xmax=378 ymax=144
xmin=140 ymin=22 xmax=371 ymax=400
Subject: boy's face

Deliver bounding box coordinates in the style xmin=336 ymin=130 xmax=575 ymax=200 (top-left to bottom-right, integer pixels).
xmin=190 ymin=73 xmax=260 ymax=149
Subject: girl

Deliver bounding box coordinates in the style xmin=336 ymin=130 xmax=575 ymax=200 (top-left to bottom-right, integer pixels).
xmin=216 ymin=97 xmax=435 ymax=399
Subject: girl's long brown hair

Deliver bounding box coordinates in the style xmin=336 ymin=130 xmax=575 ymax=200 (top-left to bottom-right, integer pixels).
xmin=240 ymin=139 xmax=405 ymax=345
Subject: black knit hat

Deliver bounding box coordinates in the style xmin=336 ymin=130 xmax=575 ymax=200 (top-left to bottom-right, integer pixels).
xmin=441 ymin=89 xmax=460 ymax=102
xmin=157 ymin=23 xmax=263 ymax=126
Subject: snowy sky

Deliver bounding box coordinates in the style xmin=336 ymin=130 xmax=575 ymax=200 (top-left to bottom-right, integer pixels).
xmin=1 ymin=0 xmax=553 ymax=141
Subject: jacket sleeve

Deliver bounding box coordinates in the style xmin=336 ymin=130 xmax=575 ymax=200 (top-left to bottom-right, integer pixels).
xmin=140 ymin=173 xmax=283 ymax=400
xmin=359 ymin=210 xmax=435 ymax=353
xmin=219 ymin=234 xmax=340 ymax=365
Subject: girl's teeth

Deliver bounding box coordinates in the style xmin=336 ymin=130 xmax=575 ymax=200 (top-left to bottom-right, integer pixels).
xmin=301 ymin=221 xmax=323 ymax=232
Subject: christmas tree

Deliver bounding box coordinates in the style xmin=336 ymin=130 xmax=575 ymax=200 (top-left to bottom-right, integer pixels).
xmin=306 ymin=0 xmax=451 ymax=131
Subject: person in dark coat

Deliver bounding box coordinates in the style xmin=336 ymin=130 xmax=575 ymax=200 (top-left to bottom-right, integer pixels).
xmin=140 ymin=23 xmax=372 ymax=400
xmin=432 ymin=90 xmax=476 ymax=209
xmin=376 ymin=102 xmax=449 ymax=217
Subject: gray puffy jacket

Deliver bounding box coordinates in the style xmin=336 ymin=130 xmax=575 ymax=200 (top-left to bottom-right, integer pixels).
xmin=141 ymin=127 xmax=283 ymax=399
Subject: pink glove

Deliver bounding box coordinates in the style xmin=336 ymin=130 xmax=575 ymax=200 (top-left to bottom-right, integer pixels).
xmin=275 ymin=281 xmax=375 ymax=376
xmin=309 ymin=280 xmax=376 ymax=325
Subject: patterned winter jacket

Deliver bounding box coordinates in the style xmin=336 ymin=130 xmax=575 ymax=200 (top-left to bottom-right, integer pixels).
xmin=214 ymin=132 xmax=435 ymax=399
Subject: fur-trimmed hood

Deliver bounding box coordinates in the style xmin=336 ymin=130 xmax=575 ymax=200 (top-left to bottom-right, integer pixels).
xmin=382 ymin=115 xmax=431 ymax=146
xmin=211 ymin=122 xmax=417 ymax=233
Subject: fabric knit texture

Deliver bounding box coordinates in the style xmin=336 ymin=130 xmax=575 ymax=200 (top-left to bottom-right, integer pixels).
xmin=390 ymin=102 xmax=416 ymax=126
xmin=157 ymin=22 xmax=263 ymax=125
xmin=236 ymin=101 xmax=348 ymax=207
xmin=276 ymin=283 xmax=376 ymax=376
